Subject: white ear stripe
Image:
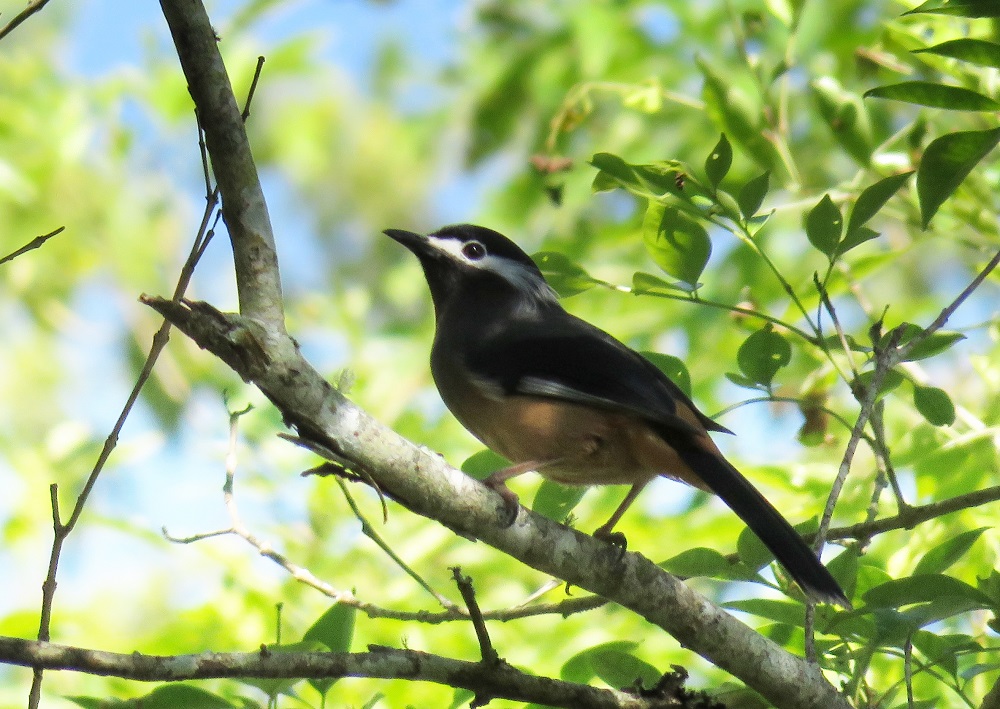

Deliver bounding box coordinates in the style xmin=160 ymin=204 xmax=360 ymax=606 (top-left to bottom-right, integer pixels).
xmin=426 ymin=236 xmax=559 ymax=303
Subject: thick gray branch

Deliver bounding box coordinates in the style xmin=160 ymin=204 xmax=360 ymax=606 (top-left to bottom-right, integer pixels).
xmin=0 ymin=636 xmax=651 ymax=709
xmin=160 ymin=0 xmax=285 ymax=330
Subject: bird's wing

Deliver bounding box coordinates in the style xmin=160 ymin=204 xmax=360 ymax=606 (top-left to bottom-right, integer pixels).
xmin=464 ymin=313 xmax=730 ymax=437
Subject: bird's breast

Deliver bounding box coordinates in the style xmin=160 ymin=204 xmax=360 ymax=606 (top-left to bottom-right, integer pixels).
xmin=430 ymin=347 xmax=710 ymax=490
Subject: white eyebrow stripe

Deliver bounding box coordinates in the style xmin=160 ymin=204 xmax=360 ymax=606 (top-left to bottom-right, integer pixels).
xmin=425 ymin=235 xmax=560 ymax=305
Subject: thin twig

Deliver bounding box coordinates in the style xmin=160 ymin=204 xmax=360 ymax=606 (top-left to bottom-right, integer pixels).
xmin=0 ymin=227 xmax=65 ymax=266
xmin=894 ymin=248 xmax=1000 ymax=364
xmin=242 ymin=57 xmax=265 ymax=121
xmin=814 ymin=273 xmax=859 ymax=382
xmin=822 ymin=483 xmax=1000 ymax=544
xmin=336 ymin=478 xmax=459 ymax=611
xmin=0 ymin=0 xmax=54 ymax=41
xmin=451 ymin=568 xmax=500 ymax=666
xmin=816 ymin=323 xmax=904 ymax=553
xmin=868 ymin=401 xmax=907 ymax=511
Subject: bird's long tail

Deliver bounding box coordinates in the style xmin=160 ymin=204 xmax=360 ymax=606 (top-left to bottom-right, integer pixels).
xmin=671 ymin=438 xmax=850 ymax=608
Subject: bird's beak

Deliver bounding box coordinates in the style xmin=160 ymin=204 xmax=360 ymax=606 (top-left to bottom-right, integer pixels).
xmin=384 ymin=228 xmax=430 ymax=254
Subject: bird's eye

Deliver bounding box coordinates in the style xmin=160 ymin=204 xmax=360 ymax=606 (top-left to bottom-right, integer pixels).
xmin=462 ymin=241 xmax=487 ymax=260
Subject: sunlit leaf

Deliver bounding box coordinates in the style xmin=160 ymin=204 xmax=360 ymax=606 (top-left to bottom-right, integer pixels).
xmin=725 ymin=598 xmax=809 ymax=626
xmin=904 ymin=0 xmax=1000 ymax=18
xmin=737 ymin=524 xmax=774 ymax=572
xmin=864 ymin=81 xmax=1000 ymax=111
xmin=640 ymin=351 xmax=692 ymax=396
xmin=560 ymin=641 xmax=639 ymax=683
xmin=304 ymin=602 xmax=356 ymax=695
xmin=864 ymin=574 xmax=993 ymax=609
xmin=642 ymin=202 xmax=712 ymax=286
xmin=737 ymin=171 xmax=770 ymax=218
xmin=697 ymin=57 xmax=779 ymax=169
xmin=534 ymin=251 xmax=598 ymax=296
xmin=461 ymin=449 xmax=510 ymax=480
xmin=805 ymin=194 xmax=843 ymax=259
xmin=631 ymin=271 xmax=689 ymax=295
xmin=915 ymin=38 xmax=1000 ymax=68
xmin=846 ymin=171 xmax=914 ymax=236
xmin=737 ymin=325 xmax=791 ymax=387
xmin=705 ymin=133 xmax=732 ymax=188
xmin=812 ymin=77 xmax=874 ymax=165
xmin=913 ymin=385 xmax=956 ymax=426
xmin=917 ymin=128 xmax=1000 ymax=227
xmin=67 ymin=686 xmax=234 ymax=709
xmin=532 ymin=479 xmax=586 ymax=521
xmin=913 ymin=528 xmax=988 ymax=575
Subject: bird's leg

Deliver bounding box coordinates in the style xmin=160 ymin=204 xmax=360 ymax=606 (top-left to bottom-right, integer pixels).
xmin=482 ymin=460 xmax=544 ymax=526
xmin=593 ymin=481 xmax=650 ymax=548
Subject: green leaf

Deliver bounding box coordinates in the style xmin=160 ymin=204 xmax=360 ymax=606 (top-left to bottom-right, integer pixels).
xmin=631 ymin=271 xmax=690 ymax=295
xmin=239 ymin=641 xmax=324 ymax=697
xmin=737 ymin=525 xmax=775 ymax=572
xmin=915 ymin=38 xmax=1000 ymax=68
xmin=913 ymin=528 xmax=988 ymax=576
xmin=846 ymin=171 xmax=914 ymax=236
xmin=586 ymin=646 xmax=661 ymax=688
xmin=534 ymin=251 xmax=598 ymax=297
xmin=304 ymin=603 xmax=356 ymax=652
xmin=863 ymin=574 xmax=994 ymax=609
xmin=67 ymin=686 xmax=235 ymax=709
xmin=913 ymin=385 xmax=956 ymax=426
xmin=590 ymin=152 xmax=687 ymax=200
xmin=532 ymin=479 xmax=586 ymax=521
xmin=639 ymin=351 xmax=691 ymax=397
xmin=737 ymin=325 xmax=792 ymax=387
xmin=852 ymin=369 xmax=905 ymax=401
xmin=725 ymin=372 xmax=766 ymax=391
xmin=864 ymin=81 xmax=1000 ymax=111
xmin=66 ymin=699 xmax=125 ymax=709
xmin=905 ymin=331 xmax=966 ymax=361
xmin=461 ymin=449 xmax=510 ymax=480
xmin=812 ymin=77 xmax=874 ymax=165
xmin=838 ymin=226 xmax=881 ymax=255
xmin=304 ymin=603 xmax=356 ymax=695
xmin=918 ymin=127 xmax=1000 ymax=227
xmin=697 ymin=57 xmax=779 ymax=169
xmin=659 ymin=547 xmax=761 ymax=582
xmin=905 ymin=0 xmax=1000 ymax=18
xmin=737 ymin=171 xmax=770 ymax=218
xmin=642 ymin=203 xmax=712 ymax=286
xmin=725 ymin=598 xmax=809 ymax=626
xmin=560 ymin=641 xmax=638 ymax=683
xmin=705 ymin=133 xmax=732 ymax=188
xmin=449 ymin=690 xmax=477 ymax=709
xmin=805 ymin=194 xmax=844 ymax=259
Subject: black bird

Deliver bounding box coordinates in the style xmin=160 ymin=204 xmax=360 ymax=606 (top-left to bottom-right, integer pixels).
xmin=385 ymin=223 xmax=849 ymax=607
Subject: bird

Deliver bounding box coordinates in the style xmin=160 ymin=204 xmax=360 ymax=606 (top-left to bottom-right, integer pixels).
xmin=385 ymin=223 xmax=850 ymax=607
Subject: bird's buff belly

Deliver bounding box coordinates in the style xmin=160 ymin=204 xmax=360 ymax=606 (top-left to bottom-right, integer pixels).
xmin=449 ymin=393 xmax=708 ymax=490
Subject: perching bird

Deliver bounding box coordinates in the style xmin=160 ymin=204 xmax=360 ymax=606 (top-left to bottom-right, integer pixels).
xmin=385 ymin=223 xmax=849 ymax=607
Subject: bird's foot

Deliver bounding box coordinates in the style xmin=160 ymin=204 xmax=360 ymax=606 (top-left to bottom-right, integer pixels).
xmin=483 ymin=474 xmax=521 ymax=527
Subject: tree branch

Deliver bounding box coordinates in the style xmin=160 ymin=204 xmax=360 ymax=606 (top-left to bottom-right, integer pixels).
xmin=160 ymin=0 xmax=284 ymax=330
xmin=0 ymin=636 xmax=655 ymax=709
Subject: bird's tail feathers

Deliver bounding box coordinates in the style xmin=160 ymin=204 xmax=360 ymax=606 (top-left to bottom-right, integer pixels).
xmin=670 ymin=438 xmax=851 ymax=608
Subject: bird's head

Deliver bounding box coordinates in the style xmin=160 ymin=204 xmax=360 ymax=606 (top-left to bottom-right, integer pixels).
xmin=384 ymin=224 xmax=558 ymax=316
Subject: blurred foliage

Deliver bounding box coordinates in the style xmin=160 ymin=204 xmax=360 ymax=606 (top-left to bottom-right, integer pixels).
xmin=1 ymin=0 xmax=1000 ymax=708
